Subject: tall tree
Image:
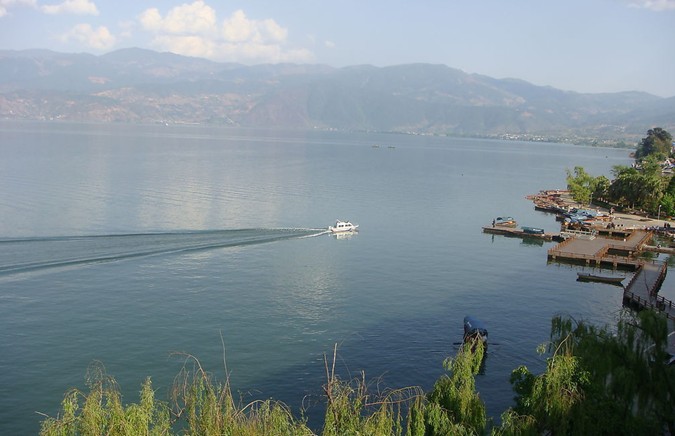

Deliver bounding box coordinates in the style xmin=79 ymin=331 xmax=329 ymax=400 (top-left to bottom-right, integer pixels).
xmin=608 ymin=156 xmax=667 ymax=213
xmin=566 ymin=166 xmax=595 ymax=204
xmin=635 ymin=127 xmax=673 ymax=160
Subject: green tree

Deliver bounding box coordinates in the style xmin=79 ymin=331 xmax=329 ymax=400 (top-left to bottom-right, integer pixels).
xmin=608 ymin=161 xmax=667 ymax=213
xmin=566 ymin=167 xmax=613 ymax=205
xmin=415 ymin=341 xmax=487 ymax=435
xmin=660 ymin=174 xmax=675 ymax=216
xmin=635 ymin=127 xmax=673 ymax=160
xmin=566 ymin=166 xmax=595 ymax=204
xmin=610 ymin=166 xmax=640 ymax=208
xmin=507 ymin=343 xmax=590 ymax=434
xmin=593 ymin=175 xmax=610 ymax=200
xmin=502 ymin=312 xmax=674 ymax=435
xmin=660 ymin=194 xmax=675 ymax=217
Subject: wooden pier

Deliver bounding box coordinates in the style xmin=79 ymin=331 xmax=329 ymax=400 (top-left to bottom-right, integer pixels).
xmin=527 ymin=190 xmax=675 ymax=357
xmin=548 ymin=229 xmax=675 ymax=348
xmin=547 ymin=228 xmax=675 ymax=357
xmin=482 ymin=226 xmax=556 ymax=241
xmin=547 ymin=229 xmax=651 ymax=269
xmin=622 ymin=262 xmax=674 ymax=321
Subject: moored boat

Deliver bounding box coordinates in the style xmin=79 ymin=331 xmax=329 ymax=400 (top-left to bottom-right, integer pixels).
xmin=521 ymin=226 xmax=545 ymax=235
xmin=329 ymin=220 xmax=359 ymax=233
xmin=576 ymin=272 xmax=624 ymax=286
xmin=463 ymin=316 xmax=488 ymax=347
xmin=493 ymin=216 xmax=517 ymax=227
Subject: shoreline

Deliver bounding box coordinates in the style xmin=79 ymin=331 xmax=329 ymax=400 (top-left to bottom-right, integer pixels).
xmin=529 ymin=189 xmax=671 ymax=232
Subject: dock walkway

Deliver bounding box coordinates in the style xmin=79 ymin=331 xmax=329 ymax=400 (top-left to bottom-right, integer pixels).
xmin=482 ymin=226 xmax=555 ymax=241
xmin=547 ymin=229 xmax=651 ymax=269
xmin=623 ymin=262 xmax=675 ymax=357
xmin=623 ymin=262 xmax=674 ymax=321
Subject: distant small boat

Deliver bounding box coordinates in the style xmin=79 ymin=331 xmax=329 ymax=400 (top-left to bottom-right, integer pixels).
xmin=576 ymin=272 xmax=624 ymax=286
xmin=463 ymin=316 xmax=488 ymax=347
xmin=329 ymin=220 xmax=359 ymax=233
xmin=493 ymin=216 xmax=517 ymax=227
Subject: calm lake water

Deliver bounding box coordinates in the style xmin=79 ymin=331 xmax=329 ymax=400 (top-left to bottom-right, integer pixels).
xmin=1 ymin=121 xmax=672 ymax=433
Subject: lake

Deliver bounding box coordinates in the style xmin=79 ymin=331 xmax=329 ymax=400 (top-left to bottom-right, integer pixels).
xmin=1 ymin=121 xmax=670 ymax=433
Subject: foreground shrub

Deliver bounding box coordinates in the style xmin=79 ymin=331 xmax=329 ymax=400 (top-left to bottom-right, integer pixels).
xmin=40 ymin=343 xmax=488 ymax=435
xmin=40 ymin=311 xmax=673 ymax=435
xmin=40 ymin=361 xmax=171 ymax=436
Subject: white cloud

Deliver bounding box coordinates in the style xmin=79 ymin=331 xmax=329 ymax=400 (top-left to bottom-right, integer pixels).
xmin=138 ymin=8 xmax=162 ymax=31
xmin=627 ymin=0 xmax=675 ymax=11
xmin=222 ymin=10 xmax=286 ymax=44
xmin=42 ymin=0 xmax=98 ymax=15
xmin=221 ymin=9 xmax=255 ymax=42
xmin=138 ymin=1 xmax=313 ymax=64
xmin=0 ymin=0 xmax=37 ymax=17
xmin=139 ymin=1 xmax=216 ymax=35
xmin=61 ymin=23 xmax=115 ymax=50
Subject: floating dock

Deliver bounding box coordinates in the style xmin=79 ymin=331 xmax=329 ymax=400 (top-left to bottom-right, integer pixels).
xmin=547 ymin=229 xmax=652 ymax=269
xmin=546 ymin=229 xmax=675 ymax=323
xmin=482 ymin=226 xmax=557 ymax=241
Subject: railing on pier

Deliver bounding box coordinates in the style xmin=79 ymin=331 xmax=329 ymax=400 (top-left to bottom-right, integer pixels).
xmin=623 ymin=261 xmax=666 ymax=293
xmin=623 ymin=291 xmax=675 ymax=321
xmin=547 ymin=248 xmax=642 ymax=269
xmin=622 ymin=262 xmax=673 ymax=320
xmin=547 ymin=229 xmax=652 ymax=269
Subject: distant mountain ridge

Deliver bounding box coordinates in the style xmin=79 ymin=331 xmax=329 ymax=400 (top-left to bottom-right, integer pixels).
xmin=1 ymin=48 xmax=673 ymax=144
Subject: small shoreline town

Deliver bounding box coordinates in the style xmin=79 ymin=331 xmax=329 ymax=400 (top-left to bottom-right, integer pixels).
xmin=483 ymin=128 xmax=675 ymax=366
xmin=489 ymin=189 xmax=675 ymax=330
xmin=496 ymin=190 xmax=675 ymax=322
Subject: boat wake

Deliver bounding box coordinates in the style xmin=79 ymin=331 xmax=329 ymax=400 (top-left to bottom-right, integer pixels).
xmin=0 ymin=228 xmax=327 ymax=278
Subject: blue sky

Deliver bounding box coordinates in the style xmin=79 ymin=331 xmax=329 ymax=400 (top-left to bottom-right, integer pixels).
xmin=2 ymin=0 xmax=675 ymax=97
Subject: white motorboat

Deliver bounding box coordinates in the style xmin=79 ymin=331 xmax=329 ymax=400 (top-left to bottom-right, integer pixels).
xmin=329 ymin=220 xmax=359 ymax=233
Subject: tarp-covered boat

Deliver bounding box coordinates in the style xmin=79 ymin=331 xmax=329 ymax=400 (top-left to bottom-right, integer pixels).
xmin=521 ymin=226 xmax=545 ymax=234
xmin=493 ymin=216 xmax=517 ymax=227
xmin=463 ymin=316 xmax=488 ymax=347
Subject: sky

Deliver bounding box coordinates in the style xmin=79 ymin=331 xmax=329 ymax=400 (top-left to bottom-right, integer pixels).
xmin=1 ymin=0 xmax=675 ymax=97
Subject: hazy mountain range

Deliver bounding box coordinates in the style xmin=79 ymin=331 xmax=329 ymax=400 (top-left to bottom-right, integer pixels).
xmin=1 ymin=47 xmax=673 ymax=145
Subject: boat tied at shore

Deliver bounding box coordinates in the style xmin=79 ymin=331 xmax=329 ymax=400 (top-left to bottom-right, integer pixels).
xmin=576 ymin=272 xmax=625 ymax=286
xmin=493 ymin=216 xmax=517 ymax=227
